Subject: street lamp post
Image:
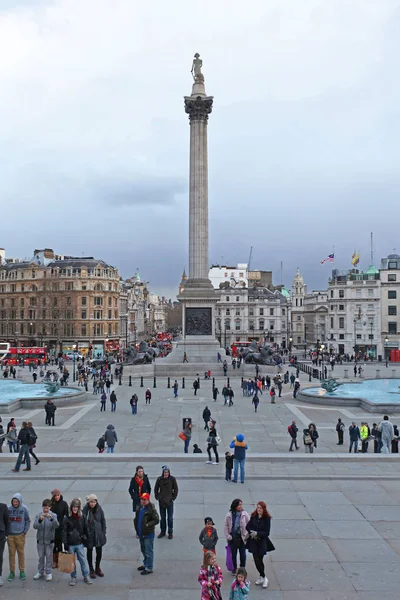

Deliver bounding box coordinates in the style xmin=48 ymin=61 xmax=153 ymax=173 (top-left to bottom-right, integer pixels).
xmin=385 ymin=336 xmax=389 ymax=367
xmin=321 ymin=343 xmax=325 ymax=373
xmin=304 ymin=324 xmax=307 ymax=359
xmin=72 ymin=343 xmax=76 ymax=382
xmin=289 ymin=337 xmax=292 ymax=354
xmin=353 ymin=318 xmax=357 ymax=359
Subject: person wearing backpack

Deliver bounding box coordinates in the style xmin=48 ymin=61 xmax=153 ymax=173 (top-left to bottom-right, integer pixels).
xmin=288 ymin=421 xmax=299 ymax=451
xmin=336 ymin=418 xmax=345 ymax=445
xmin=22 ymin=422 xmax=40 ymax=466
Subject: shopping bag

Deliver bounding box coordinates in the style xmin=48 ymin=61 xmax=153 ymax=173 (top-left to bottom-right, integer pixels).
xmin=178 ymin=431 xmax=187 ymax=441
xmin=58 ymin=552 xmax=76 ymax=574
xmin=225 ymin=544 xmax=234 ymax=572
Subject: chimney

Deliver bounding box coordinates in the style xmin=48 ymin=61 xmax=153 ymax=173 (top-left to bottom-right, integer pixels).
xmin=0 ymin=248 xmax=5 ymax=265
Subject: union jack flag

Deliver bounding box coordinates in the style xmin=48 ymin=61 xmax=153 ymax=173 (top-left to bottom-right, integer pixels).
xmin=320 ymin=253 xmax=334 ymax=264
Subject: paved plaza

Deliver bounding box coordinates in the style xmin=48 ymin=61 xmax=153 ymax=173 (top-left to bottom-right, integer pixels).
xmin=1 ymin=364 xmax=400 ymax=599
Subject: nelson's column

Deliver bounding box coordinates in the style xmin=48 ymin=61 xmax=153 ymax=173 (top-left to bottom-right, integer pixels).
xmin=177 ymin=53 xmax=221 ymax=359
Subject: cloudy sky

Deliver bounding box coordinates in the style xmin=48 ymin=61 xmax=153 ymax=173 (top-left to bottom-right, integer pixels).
xmin=0 ymin=0 xmax=399 ymax=299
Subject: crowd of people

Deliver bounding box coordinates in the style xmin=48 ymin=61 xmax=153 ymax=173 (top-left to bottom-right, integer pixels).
xmin=341 ymin=416 xmax=399 ymax=453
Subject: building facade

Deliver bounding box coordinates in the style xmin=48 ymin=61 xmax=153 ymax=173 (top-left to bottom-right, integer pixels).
xmin=327 ymin=267 xmax=381 ymax=357
xmin=380 ymin=253 xmax=400 ymax=357
xmin=303 ymin=291 xmax=328 ymax=348
xmin=209 ymin=264 xmax=248 ymax=289
xmin=290 ymin=269 xmax=306 ymax=349
xmin=0 ymin=248 xmax=120 ymax=356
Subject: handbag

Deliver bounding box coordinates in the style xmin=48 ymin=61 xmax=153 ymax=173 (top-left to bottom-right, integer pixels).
xmin=215 ymin=435 xmax=221 ymax=445
xmin=225 ymin=544 xmax=234 ymax=572
xmin=58 ymin=552 xmax=76 ymax=574
xmin=178 ymin=431 xmax=187 ymax=441
xmin=304 ymin=434 xmax=312 ymax=445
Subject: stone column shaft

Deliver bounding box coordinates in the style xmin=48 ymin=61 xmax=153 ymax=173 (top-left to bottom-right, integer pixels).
xmin=189 ymin=118 xmax=209 ymax=280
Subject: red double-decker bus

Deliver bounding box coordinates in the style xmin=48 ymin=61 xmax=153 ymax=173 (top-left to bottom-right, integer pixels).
xmin=3 ymin=347 xmax=47 ymax=366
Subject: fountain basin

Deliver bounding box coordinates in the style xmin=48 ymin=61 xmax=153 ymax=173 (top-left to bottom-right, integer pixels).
xmin=0 ymin=379 xmax=84 ymax=413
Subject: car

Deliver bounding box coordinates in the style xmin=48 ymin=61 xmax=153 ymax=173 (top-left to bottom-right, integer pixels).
xmin=64 ymin=351 xmax=83 ymax=360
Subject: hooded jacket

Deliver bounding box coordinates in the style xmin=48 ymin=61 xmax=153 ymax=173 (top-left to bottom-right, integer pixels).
xmin=62 ymin=503 xmax=88 ymax=547
xmin=229 ymin=434 xmax=248 ymax=460
xmin=104 ymin=424 xmax=117 ymax=447
xmin=8 ymin=493 xmax=31 ymax=535
xmin=82 ymin=503 xmax=107 ymax=549
xmin=154 ymin=467 xmax=179 ymax=508
xmin=379 ymin=420 xmax=394 ymax=441
xmin=33 ymin=510 xmax=59 ymax=544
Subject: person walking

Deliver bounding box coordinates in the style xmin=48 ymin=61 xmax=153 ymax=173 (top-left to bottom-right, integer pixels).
xmin=44 ymin=400 xmax=56 ymax=426
xmin=288 ymin=421 xmax=299 ymax=451
xmin=130 ymin=394 xmax=138 ymax=415
xmin=50 ymin=488 xmax=69 ymax=569
xmin=230 ymin=434 xmax=248 ymax=484
xmin=154 ymin=466 xmax=178 ymax=540
xmin=100 ymin=391 xmax=106 ymax=411
xmin=33 ymin=499 xmax=59 ymax=582
xmin=228 ymin=387 xmax=235 ymax=407
xmin=202 ymin=406 xmax=211 ymax=431
xmin=0 ymin=501 xmax=9 ymax=587
xmin=336 ymin=418 xmax=345 ymax=445
xmin=145 ymin=389 xmax=152 ymax=405
xmin=129 ymin=466 xmax=152 ymax=514
xmin=224 ymin=499 xmax=250 ymax=574
xmin=23 ymin=422 xmax=40 ymax=466
xmin=104 ymin=424 xmax=117 ymax=453
xmin=193 ymin=379 xmax=200 ymax=396
xmin=349 ymin=422 xmax=360 ymax=454
xmin=7 ymin=493 xmax=30 ymax=582
xmin=182 ymin=420 xmax=192 ymax=453
xmin=62 ymin=498 xmax=92 ymax=586
xmin=245 ymin=501 xmax=275 ymax=588
xmin=83 ymin=494 xmax=107 ymax=578
xmin=206 ymin=420 xmax=219 ymax=464
xmin=134 ymin=493 xmax=159 ymax=575
xmin=252 ymin=393 xmax=259 ymax=412
xmin=12 ymin=422 xmax=31 ymax=472
xmin=172 ymin=380 xmax=178 ymax=398
xmin=110 ymin=391 xmax=117 ymax=412
xmin=378 ymin=415 xmax=394 ymax=454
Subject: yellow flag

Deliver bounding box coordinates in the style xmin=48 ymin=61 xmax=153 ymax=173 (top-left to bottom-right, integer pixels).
xmin=351 ymin=251 xmax=360 ymax=266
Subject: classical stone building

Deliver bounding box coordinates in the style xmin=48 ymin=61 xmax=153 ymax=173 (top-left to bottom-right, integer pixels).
xmin=303 ymin=291 xmax=328 ymax=348
xmin=119 ymin=275 xmax=150 ymax=348
xmin=0 ymin=248 xmax=120 ymax=356
xmin=380 ymin=253 xmax=400 ymax=357
xmin=290 ymin=269 xmax=306 ymax=349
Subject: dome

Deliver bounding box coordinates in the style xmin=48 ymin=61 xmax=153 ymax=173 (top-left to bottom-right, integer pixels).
xmin=293 ymin=267 xmax=304 ymax=282
xmin=365 ymin=265 xmax=379 ymax=274
xmin=281 ymin=286 xmax=290 ymax=298
xmin=387 ymin=254 xmax=400 ymax=259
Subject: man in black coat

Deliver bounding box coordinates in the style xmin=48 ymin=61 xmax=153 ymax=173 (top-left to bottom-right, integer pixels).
xmin=349 ymin=422 xmax=360 ymax=454
xmin=154 ymin=466 xmax=178 ymax=540
xmin=12 ymin=422 xmax=31 ymax=472
xmin=129 ymin=466 xmax=152 ymax=513
xmin=202 ymin=407 xmax=211 ymax=431
xmin=0 ymin=502 xmax=9 ymax=586
xmin=44 ymin=400 xmax=56 ymax=426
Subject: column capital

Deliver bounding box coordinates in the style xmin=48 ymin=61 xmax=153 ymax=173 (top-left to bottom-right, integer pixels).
xmin=184 ymin=95 xmax=213 ymax=122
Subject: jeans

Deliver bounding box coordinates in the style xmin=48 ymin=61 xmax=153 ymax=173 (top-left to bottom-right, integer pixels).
xmin=131 ymin=405 xmax=137 ymax=414
xmin=100 ymin=401 xmax=106 ymax=411
xmin=233 ymin=458 xmax=245 ymax=483
xmin=289 ymin=438 xmax=299 ymax=450
xmin=337 ymin=430 xmax=344 ymax=444
xmin=159 ymin=502 xmax=174 ymax=534
xmin=349 ymin=439 xmax=358 ymax=453
xmin=382 ymin=438 xmax=391 ymax=454
xmin=69 ymin=544 xmax=89 ymax=578
xmin=229 ymin=539 xmax=246 ymax=570
xmin=111 ymin=402 xmax=116 ymax=412
xmin=225 ymin=467 xmax=232 ymax=481
xmin=106 ymin=446 xmax=114 ymax=453
xmin=15 ymin=444 xmax=31 ymax=471
xmin=8 ymin=441 xmax=18 ymax=452
xmin=184 ymin=438 xmax=190 ymax=453
xmin=139 ymin=536 xmax=154 ymax=571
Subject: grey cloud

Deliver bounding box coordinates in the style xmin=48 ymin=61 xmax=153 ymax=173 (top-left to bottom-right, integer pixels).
xmin=93 ymin=176 xmax=186 ymax=207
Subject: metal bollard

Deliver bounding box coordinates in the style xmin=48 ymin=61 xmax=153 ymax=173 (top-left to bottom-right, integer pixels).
xmin=140 ymin=376 xmax=143 ymax=387
xmin=153 ymin=376 xmax=157 ymax=388
xmin=376 ymin=369 xmax=380 ymax=379
xmin=119 ymin=375 xmax=122 ymax=385
xmin=111 ymin=374 xmax=113 ymax=384
xmin=167 ymin=377 xmax=170 ymax=388
xmin=129 ymin=376 xmax=132 ymax=386
xmin=227 ymin=377 xmax=230 ymax=387
xmin=212 ymin=377 xmax=215 ymax=390
xmin=344 ymin=369 xmax=348 ymax=379
xmin=241 ymin=377 xmax=244 ymax=385
xmin=182 ymin=377 xmax=185 ymax=389
xmin=309 ymin=373 xmax=311 ymax=382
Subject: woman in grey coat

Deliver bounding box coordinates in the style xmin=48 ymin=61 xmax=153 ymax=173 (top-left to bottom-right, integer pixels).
xmin=104 ymin=424 xmax=117 ymax=454
xmin=83 ymin=494 xmax=107 ymax=578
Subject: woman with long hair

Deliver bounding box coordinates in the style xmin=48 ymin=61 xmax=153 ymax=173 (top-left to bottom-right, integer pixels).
xmin=206 ymin=420 xmax=219 ymax=464
xmin=224 ymin=499 xmax=250 ymax=574
xmin=245 ymin=501 xmax=275 ymax=588
xmin=198 ymin=550 xmax=223 ymax=600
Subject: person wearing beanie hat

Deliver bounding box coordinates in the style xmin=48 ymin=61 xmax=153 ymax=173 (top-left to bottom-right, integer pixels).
xmin=33 ymin=499 xmax=59 ymax=581
xmin=83 ymin=495 xmax=107 ymax=578
xmin=50 ymin=489 xmax=68 ymax=569
xmin=134 ymin=492 xmax=159 ymax=575
xmin=229 ymin=434 xmax=248 ymax=484
xmin=62 ymin=499 xmax=92 ymax=586
xmin=199 ymin=517 xmax=218 ymax=554
xmin=154 ymin=466 xmax=179 ymax=539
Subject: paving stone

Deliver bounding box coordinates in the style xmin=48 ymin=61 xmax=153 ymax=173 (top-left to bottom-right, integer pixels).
xmin=341 ymin=562 xmax=400 ymax=591
xmin=327 ymin=539 xmax=400 ymax=562
xmin=314 ymin=520 xmax=382 ymax=539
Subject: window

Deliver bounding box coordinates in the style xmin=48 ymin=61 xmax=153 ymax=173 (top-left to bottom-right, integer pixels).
xmin=226 ymin=308 xmax=230 ymax=316
xmin=235 ymin=309 xmax=240 ymax=316
xmin=239 ymin=272 xmax=244 ymax=278
xmin=330 ymin=290 xmax=334 ymax=298
xmin=369 ymin=334 xmax=373 ymax=340
xmin=94 ymin=297 xmax=103 ymax=306
xmin=295 ymin=298 xmax=298 ymax=306
xmin=357 ymin=334 xmax=362 ymax=340
xmin=226 ymin=296 xmax=230 ymax=302
xmin=388 ymin=290 xmax=397 ymax=299
xmin=10 ymin=298 xmax=15 ymax=307
xmin=356 ymin=289 xmax=361 ymax=297
xmin=20 ymin=298 xmax=24 ymax=306
xmin=259 ymin=308 xmax=264 ymax=316
xmin=339 ymin=334 xmax=344 ymax=340
xmin=108 ymin=297 xmax=112 ymax=306
xmin=29 ymin=297 xmax=36 ymax=306
xmin=21 ymin=284 xmax=24 ymax=292
xmin=339 ymin=317 xmax=345 ymax=329
xmin=81 ymin=324 xmax=87 ymax=336
xmin=29 ymin=309 xmax=35 ymax=320
xmin=66 ymin=310 xmax=73 ymax=320
xmin=270 ymin=336 xmax=274 ymax=343
xmin=269 ymin=322 xmax=274 ymax=329
xmin=339 ymin=304 xmax=344 ymax=311
xmin=235 ymin=320 xmax=241 ymax=331
xmin=225 ymin=320 xmax=231 ymax=330
xmin=11 ymin=284 xmax=16 ymax=292
xmin=388 ymin=306 xmax=397 ymax=316
xmin=282 ymin=309 xmax=285 ymax=316
xmin=269 ymin=308 xmax=274 ymax=316
xmin=66 ymin=282 xmax=74 ymax=290
xmin=388 ymin=322 xmax=397 ymax=334
xmin=81 ymin=310 xmax=87 ymax=319
xmin=297 ymin=336 xmax=301 ymax=344
xmin=42 ymin=309 xmax=46 ymax=319
xmin=108 ymin=283 xmax=112 ymax=291
xmin=66 ymin=297 xmax=71 ymax=305
xmin=94 ymin=310 xmax=102 ymax=320
xmin=330 ymin=305 xmax=334 ymax=311
xmin=20 ymin=310 xmax=24 ymax=319
xmin=236 ymin=296 xmax=239 ymax=302
xmin=339 ymin=290 xmax=344 ymax=298
xmin=81 ymin=296 xmax=87 ymax=305
xmin=249 ymin=320 xmax=254 ymax=331
xmin=388 ymin=274 xmax=397 ymax=282
xmin=388 ymin=261 xmax=398 ymax=269
xmin=368 ymin=288 xmax=374 ymax=297
xmin=82 ymin=283 xmax=87 ymax=290
xmin=259 ymin=320 xmax=264 ymax=330
xmin=297 ymin=316 xmax=301 ymax=321
xmin=108 ymin=310 xmax=112 ymax=319
xmin=42 ymin=297 xmax=46 ymax=306
xmin=249 ymin=309 xmax=254 ymax=316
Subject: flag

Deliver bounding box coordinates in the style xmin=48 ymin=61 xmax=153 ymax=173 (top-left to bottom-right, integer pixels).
xmin=351 ymin=251 xmax=360 ymax=266
xmin=320 ymin=253 xmax=334 ymax=264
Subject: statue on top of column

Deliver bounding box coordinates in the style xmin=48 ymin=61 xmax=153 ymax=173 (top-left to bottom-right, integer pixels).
xmin=191 ymin=53 xmax=204 ymax=82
